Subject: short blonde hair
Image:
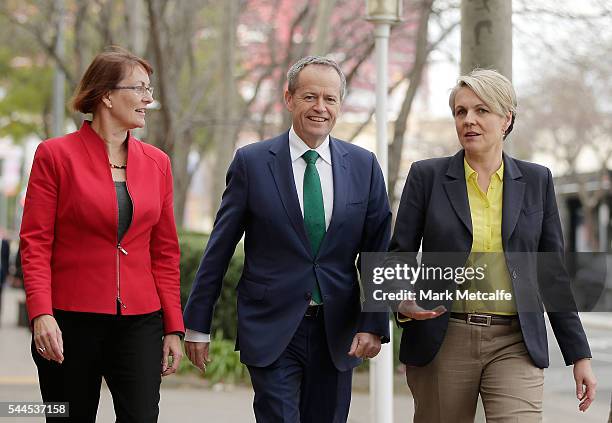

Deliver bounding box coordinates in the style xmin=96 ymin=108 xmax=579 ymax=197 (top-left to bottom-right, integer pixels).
xmin=449 ymin=68 xmax=517 ymax=138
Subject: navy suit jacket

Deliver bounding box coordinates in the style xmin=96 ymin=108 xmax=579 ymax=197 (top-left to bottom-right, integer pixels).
xmin=184 ymin=132 xmax=391 ymax=371
xmin=391 ymin=150 xmax=591 ymax=368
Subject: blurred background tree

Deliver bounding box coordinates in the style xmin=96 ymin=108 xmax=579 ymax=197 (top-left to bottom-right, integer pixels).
xmin=1 ymin=0 xmax=610 ymax=225
xmin=0 ymin=0 xmax=459 ymax=224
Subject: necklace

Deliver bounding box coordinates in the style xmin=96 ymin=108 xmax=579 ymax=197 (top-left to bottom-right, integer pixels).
xmin=109 ymin=163 xmax=127 ymax=170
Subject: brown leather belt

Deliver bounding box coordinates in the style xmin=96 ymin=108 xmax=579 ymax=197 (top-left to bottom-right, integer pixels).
xmin=450 ymin=312 xmax=517 ymax=326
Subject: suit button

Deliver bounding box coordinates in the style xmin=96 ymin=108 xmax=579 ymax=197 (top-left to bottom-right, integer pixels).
xmin=512 ymin=270 xmax=518 ymax=279
xmin=304 ymin=292 xmax=312 ymax=301
xmin=314 ymin=262 xmax=320 ymax=268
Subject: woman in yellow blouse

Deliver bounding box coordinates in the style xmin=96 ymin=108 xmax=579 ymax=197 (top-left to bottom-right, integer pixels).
xmin=391 ymin=68 xmax=597 ymax=422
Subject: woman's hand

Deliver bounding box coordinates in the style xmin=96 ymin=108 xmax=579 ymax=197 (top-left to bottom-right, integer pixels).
xmin=161 ymin=334 xmax=183 ymax=376
xmin=573 ymin=358 xmax=597 ymax=412
xmin=398 ymin=300 xmax=446 ymax=320
xmin=32 ymin=314 xmax=64 ymax=363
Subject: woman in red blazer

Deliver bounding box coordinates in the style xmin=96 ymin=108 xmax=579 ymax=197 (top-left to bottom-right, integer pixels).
xmin=20 ymin=47 xmax=184 ymax=422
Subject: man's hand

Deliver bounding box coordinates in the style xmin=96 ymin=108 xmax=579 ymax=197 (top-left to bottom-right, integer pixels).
xmin=161 ymin=334 xmax=183 ymax=376
xmin=33 ymin=314 xmax=64 ymax=363
xmin=573 ymin=358 xmax=597 ymax=412
xmin=184 ymin=341 xmax=210 ymax=373
xmin=398 ymin=300 xmax=446 ymax=320
xmin=348 ymin=332 xmax=381 ymax=359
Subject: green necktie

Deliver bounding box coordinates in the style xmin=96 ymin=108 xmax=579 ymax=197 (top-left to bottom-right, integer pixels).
xmin=302 ymin=150 xmax=324 ymax=304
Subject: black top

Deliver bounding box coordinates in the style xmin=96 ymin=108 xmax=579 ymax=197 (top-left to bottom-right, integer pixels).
xmin=114 ymin=182 xmax=133 ymax=242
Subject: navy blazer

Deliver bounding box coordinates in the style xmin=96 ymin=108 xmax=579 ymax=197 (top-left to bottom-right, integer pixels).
xmin=391 ymin=149 xmax=591 ymax=368
xmin=184 ymin=132 xmax=391 ymax=371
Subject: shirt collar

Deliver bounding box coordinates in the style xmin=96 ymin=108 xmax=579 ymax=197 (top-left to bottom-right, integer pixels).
xmin=463 ymin=159 xmax=504 ymax=182
xmin=495 ymin=161 xmax=505 ymax=181
xmin=289 ymin=127 xmax=332 ymax=165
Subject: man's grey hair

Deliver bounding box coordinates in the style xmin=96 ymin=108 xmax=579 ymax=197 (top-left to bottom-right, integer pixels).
xmin=286 ymin=56 xmax=347 ymax=101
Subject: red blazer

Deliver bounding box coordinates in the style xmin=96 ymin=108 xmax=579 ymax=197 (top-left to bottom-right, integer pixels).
xmin=20 ymin=121 xmax=184 ymax=334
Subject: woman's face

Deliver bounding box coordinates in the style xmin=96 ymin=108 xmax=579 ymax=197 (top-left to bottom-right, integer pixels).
xmin=106 ymin=65 xmax=153 ymax=130
xmin=453 ymin=87 xmax=511 ymax=157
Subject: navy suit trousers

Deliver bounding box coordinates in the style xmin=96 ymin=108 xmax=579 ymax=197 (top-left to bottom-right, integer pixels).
xmin=247 ymin=309 xmax=352 ymax=423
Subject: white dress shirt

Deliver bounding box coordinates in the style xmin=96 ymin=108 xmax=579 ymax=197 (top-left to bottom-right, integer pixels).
xmin=185 ymin=127 xmax=334 ymax=343
xmin=288 ymin=127 xmax=334 ymax=229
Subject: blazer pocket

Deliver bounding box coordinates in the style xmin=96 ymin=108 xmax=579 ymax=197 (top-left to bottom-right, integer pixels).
xmin=522 ymin=205 xmax=543 ymax=216
xmin=237 ymin=279 xmax=268 ymax=301
xmin=348 ymin=199 xmax=367 ymax=210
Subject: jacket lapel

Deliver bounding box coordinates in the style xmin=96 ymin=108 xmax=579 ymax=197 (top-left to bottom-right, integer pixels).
xmin=443 ymin=150 xmax=473 ymax=235
xmin=317 ymin=137 xmax=348 ymax=255
xmin=76 ymin=122 xmax=120 ymax=239
xmin=501 ymin=153 xmax=525 ymax=247
xmin=267 ymin=133 xmax=312 ymax=254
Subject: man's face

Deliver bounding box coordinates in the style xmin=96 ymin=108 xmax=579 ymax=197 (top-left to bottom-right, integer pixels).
xmin=284 ymin=65 xmax=342 ymax=148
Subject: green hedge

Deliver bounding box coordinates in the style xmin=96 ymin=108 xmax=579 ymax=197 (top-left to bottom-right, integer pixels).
xmin=179 ymin=230 xmax=244 ymax=341
xmin=177 ymin=331 xmax=249 ymax=385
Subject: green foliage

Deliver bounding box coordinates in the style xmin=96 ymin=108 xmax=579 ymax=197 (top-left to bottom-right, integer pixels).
xmin=177 ymin=353 xmax=197 ymax=375
xmin=179 ymin=230 xmax=244 ymax=340
xmin=177 ymin=331 xmax=249 ymax=385
xmin=178 ymin=230 xmax=210 ymax=305
xmin=205 ymin=331 xmax=248 ymax=385
xmin=0 ymin=47 xmax=53 ymax=141
xmin=178 ymin=230 xmax=248 ymax=384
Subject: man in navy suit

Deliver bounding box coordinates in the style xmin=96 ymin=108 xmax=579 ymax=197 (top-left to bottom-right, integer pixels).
xmin=183 ymin=56 xmax=391 ymax=422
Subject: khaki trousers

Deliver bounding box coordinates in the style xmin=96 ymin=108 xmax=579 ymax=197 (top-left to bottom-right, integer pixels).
xmin=406 ymin=317 xmax=544 ymax=423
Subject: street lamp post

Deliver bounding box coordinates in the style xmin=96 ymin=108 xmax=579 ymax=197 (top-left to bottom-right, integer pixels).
xmin=365 ymin=1 xmax=402 ymax=423
xmin=366 ymin=0 xmax=402 ymax=181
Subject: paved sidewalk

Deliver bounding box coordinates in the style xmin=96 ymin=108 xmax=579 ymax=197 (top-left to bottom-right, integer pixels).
xmin=1 ymin=286 xmax=609 ymax=422
xmin=579 ymin=312 xmax=612 ymax=330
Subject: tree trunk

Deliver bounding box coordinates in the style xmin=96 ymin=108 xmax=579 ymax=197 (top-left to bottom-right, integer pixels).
xmin=461 ymin=0 xmax=512 ymax=79
xmin=126 ymin=0 xmax=147 ymax=56
xmin=387 ymin=0 xmax=433 ymax=207
xmin=171 ymin=130 xmax=193 ymax=228
xmin=145 ymin=0 xmax=200 ymax=227
xmin=211 ymin=1 xmax=240 ymax=213
xmin=312 ymin=0 xmax=337 ymax=55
